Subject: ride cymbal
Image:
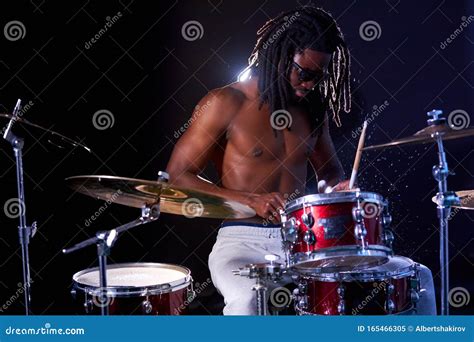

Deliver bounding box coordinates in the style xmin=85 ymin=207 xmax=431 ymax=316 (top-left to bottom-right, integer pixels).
xmin=363 ymin=124 xmax=474 ymax=151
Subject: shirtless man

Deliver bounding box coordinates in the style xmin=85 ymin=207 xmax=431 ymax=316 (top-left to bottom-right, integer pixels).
xmin=166 ymin=7 xmax=436 ymax=315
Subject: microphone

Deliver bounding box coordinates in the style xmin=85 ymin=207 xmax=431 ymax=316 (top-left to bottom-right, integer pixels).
xmin=3 ymin=99 xmax=22 ymax=141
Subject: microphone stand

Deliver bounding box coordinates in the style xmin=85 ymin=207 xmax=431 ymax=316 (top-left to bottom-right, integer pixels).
xmin=3 ymin=99 xmax=37 ymax=315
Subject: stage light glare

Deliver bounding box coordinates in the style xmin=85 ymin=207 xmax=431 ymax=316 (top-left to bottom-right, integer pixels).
xmin=238 ymin=68 xmax=251 ymax=82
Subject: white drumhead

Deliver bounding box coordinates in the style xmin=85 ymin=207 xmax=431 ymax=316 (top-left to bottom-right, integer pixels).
xmin=74 ymin=263 xmax=188 ymax=288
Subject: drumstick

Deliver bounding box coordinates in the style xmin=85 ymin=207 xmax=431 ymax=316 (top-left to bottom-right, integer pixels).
xmin=349 ymin=120 xmax=368 ymax=190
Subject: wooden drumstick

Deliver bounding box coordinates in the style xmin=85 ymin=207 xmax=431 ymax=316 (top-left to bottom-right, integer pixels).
xmin=349 ymin=120 xmax=368 ymax=190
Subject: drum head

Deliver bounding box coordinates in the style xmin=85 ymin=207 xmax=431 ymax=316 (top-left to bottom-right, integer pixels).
xmin=73 ymin=263 xmax=191 ymax=295
xmin=294 ymin=255 xmax=388 ymax=273
xmin=299 ymin=256 xmax=415 ymax=281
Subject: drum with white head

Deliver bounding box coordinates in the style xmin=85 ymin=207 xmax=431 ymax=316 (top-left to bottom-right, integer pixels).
xmin=72 ymin=263 xmax=193 ymax=315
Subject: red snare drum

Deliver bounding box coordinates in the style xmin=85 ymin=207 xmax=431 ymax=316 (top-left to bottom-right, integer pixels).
xmin=294 ymin=256 xmax=420 ymax=315
xmin=281 ymin=192 xmax=394 ymax=271
xmin=72 ymin=263 xmax=193 ymax=315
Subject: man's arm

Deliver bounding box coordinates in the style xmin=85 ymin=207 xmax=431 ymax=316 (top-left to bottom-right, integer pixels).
xmin=166 ymin=88 xmax=245 ymax=200
xmin=309 ymin=114 xmax=346 ymax=188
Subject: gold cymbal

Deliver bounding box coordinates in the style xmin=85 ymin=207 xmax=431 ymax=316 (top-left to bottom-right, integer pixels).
xmin=66 ymin=175 xmax=256 ymax=219
xmin=363 ymin=124 xmax=474 ymax=151
xmin=431 ymin=190 xmax=474 ymax=210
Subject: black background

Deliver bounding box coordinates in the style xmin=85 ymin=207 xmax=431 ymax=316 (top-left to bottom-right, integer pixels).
xmin=0 ymin=0 xmax=473 ymax=315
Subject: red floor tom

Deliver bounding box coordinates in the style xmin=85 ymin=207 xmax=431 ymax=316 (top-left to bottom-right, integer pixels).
xmin=293 ymin=256 xmax=420 ymax=315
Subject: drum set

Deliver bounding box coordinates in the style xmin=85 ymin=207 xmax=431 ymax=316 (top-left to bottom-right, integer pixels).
xmin=234 ymin=109 xmax=474 ymax=316
xmin=1 ymin=101 xmax=473 ymax=316
xmin=234 ymin=190 xmax=421 ymax=316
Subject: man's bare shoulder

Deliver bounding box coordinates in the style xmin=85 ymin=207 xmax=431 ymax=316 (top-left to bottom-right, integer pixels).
xmin=203 ymin=83 xmax=246 ymax=112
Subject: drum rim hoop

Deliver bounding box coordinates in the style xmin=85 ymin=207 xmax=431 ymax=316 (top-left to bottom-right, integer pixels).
xmin=72 ymin=262 xmax=192 ymax=296
xmin=285 ymin=192 xmax=385 ymax=213
xmin=289 ymin=246 xmax=391 ymax=273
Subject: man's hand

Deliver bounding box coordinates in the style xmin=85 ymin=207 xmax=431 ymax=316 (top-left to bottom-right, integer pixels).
xmin=248 ymin=192 xmax=286 ymax=223
xmin=318 ymin=179 xmax=355 ymax=192
xmin=332 ymin=179 xmax=352 ymax=191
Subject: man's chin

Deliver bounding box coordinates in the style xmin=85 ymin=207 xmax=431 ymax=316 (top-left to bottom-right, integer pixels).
xmin=294 ymin=90 xmax=310 ymax=101
xmin=295 ymin=90 xmax=307 ymax=97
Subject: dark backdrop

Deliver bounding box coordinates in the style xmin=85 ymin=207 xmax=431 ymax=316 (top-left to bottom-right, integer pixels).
xmin=0 ymin=0 xmax=473 ymax=315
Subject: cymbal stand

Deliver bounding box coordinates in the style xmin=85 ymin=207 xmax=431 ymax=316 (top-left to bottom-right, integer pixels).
xmin=63 ymin=204 xmax=160 ymax=315
xmin=427 ymin=109 xmax=461 ymax=315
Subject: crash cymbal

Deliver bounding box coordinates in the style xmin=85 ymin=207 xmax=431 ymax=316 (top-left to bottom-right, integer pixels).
xmin=432 ymin=190 xmax=474 ymax=210
xmin=363 ymin=124 xmax=474 ymax=151
xmin=0 ymin=113 xmax=91 ymax=153
xmin=66 ymin=175 xmax=256 ymax=219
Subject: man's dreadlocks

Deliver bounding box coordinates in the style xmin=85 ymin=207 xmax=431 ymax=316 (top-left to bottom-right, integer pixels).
xmin=243 ymin=6 xmax=351 ymax=133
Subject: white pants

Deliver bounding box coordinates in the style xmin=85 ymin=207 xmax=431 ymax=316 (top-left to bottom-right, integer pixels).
xmin=208 ymin=223 xmax=437 ymax=315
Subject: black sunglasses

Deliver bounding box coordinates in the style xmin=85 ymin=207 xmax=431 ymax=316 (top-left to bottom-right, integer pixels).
xmin=292 ymin=61 xmax=329 ymax=84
